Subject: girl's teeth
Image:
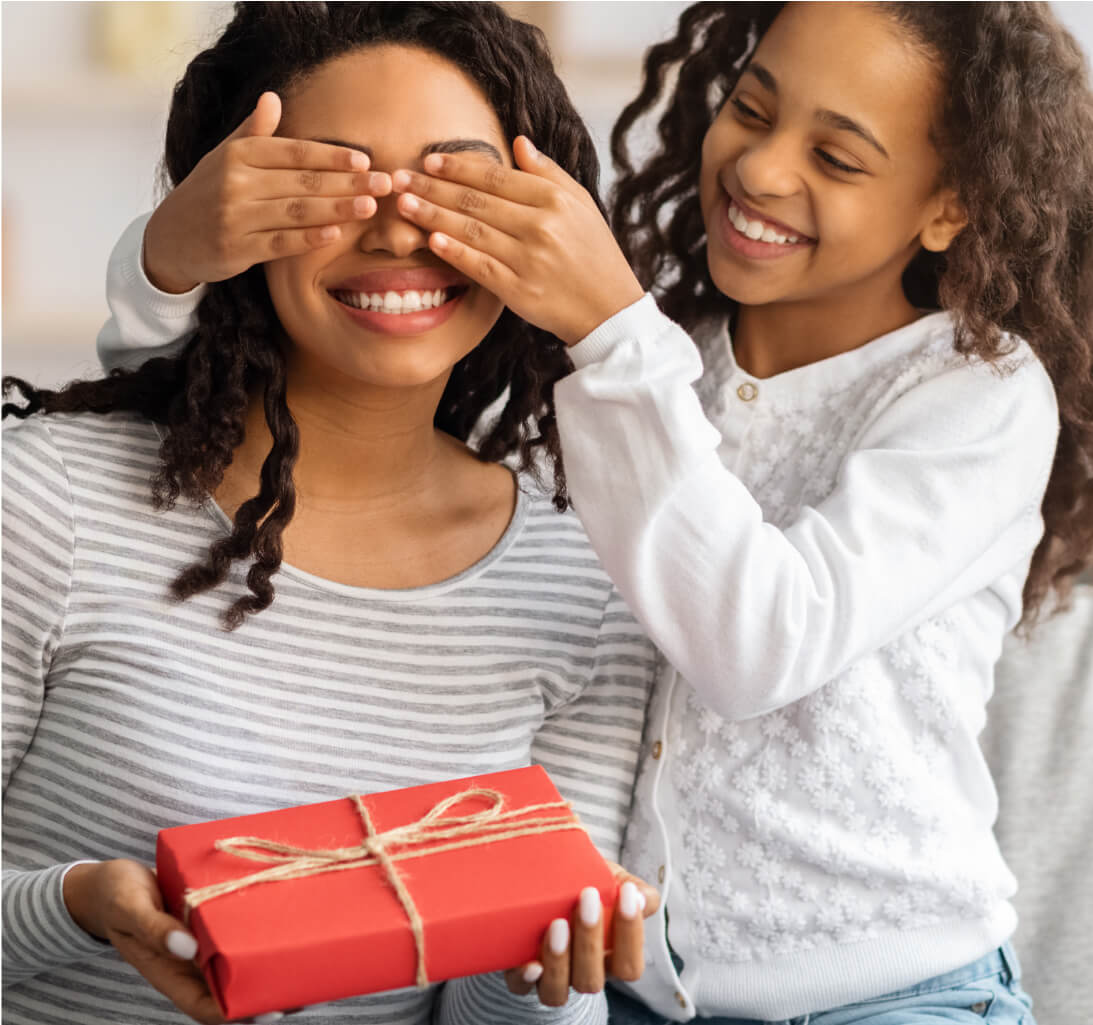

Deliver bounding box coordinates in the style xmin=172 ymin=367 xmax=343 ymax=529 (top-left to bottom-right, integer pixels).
xmin=337 ymin=288 xmax=452 ymax=313
xmin=729 ymin=203 xmax=804 ymax=246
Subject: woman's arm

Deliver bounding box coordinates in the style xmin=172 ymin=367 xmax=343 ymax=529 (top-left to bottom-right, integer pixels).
xmin=434 ymin=588 xmax=655 ymax=1025
xmin=2 ymin=418 xmax=108 ymax=984
xmin=554 ymin=298 xmax=1060 ymax=720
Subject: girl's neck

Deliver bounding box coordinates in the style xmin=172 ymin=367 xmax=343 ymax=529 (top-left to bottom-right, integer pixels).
xmin=732 ymin=285 xmax=922 ymax=379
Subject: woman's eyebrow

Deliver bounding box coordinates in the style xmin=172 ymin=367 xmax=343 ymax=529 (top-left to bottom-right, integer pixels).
xmin=741 ymin=62 xmax=890 ymax=160
xmin=313 ymin=137 xmax=504 ymax=163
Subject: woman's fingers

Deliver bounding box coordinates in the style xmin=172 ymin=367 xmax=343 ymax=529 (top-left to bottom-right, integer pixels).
xmin=608 ymin=880 xmax=646 ymax=981
xmin=570 ymin=887 xmax=606 ymax=994
xmin=536 ymin=917 xmax=572 ymax=1007
xmin=111 ymin=930 xmax=225 ymax=1025
xmin=503 ymin=960 xmax=543 ymax=997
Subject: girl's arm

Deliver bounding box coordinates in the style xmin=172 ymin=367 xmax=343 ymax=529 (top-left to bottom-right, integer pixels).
xmin=553 ymin=298 xmax=1060 ymax=720
xmin=96 ymin=212 xmax=205 ymax=372
xmin=434 ymin=588 xmax=656 ymax=1025
xmin=98 ymin=91 xmax=390 ymax=373
xmin=2 ymin=419 xmax=110 ymax=983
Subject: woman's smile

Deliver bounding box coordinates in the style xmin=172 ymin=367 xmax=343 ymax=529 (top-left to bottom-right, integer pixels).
xmin=327 ymin=266 xmax=471 ymax=336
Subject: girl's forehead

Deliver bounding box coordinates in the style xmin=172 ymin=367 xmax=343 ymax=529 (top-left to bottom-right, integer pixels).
xmin=750 ymin=3 xmax=940 ymax=148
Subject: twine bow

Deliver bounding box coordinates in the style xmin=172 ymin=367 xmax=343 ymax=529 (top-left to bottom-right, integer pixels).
xmin=182 ymin=788 xmax=582 ymax=987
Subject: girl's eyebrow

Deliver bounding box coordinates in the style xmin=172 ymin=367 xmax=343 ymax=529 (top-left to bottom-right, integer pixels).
xmin=742 ymin=62 xmax=890 ymax=160
xmin=313 ymin=137 xmax=504 ymax=163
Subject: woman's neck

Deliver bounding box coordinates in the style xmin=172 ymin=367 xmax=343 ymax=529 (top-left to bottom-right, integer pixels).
xmin=732 ymin=283 xmax=922 ymax=379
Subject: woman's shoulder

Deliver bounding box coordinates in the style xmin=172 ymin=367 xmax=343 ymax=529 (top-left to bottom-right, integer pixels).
xmin=4 ymin=410 xmax=163 ymax=502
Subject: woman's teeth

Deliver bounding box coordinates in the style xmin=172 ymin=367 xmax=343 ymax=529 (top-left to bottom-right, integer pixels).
xmin=333 ymin=287 xmax=453 ymax=313
xmin=728 ymin=202 xmax=802 ymax=245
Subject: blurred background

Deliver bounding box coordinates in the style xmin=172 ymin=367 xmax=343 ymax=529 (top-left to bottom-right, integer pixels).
xmin=2 ymin=1 xmax=1092 ymax=387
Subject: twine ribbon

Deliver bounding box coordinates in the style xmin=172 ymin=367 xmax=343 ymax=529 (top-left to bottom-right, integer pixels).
xmin=182 ymin=788 xmax=582 ymax=988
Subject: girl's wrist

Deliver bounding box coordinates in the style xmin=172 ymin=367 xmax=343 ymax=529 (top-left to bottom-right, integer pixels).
xmin=62 ymin=861 xmax=107 ymax=940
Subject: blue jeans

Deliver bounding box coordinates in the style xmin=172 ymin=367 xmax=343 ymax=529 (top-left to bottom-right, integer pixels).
xmin=607 ymin=944 xmax=1034 ymax=1025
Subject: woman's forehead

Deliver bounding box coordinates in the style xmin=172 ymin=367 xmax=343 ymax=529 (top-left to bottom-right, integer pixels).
xmin=279 ymin=45 xmax=508 ymax=165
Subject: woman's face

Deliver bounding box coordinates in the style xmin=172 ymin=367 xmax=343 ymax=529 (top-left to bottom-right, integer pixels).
xmin=698 ymin=2 xmax=960 ymax=312
xmin=265 ymin=45 xmax=508 ymax=392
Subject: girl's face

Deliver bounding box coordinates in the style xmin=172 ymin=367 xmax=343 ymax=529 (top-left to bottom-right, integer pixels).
xmin=265 ymin=46 xmax=508 ymax=393
xmin=699 ymin=2 xmax=964 ymax=313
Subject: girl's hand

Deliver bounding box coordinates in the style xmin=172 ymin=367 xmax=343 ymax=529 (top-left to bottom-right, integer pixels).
xmin=391 ymin=137 xmax=645 ymax=346
xmin=63 ymin=859 xmax=226 ymax=1025
xmin=503 ymin=865 xmax=660 ymax=1006
xmin=143 ymin=92 xmax=393 ymax=294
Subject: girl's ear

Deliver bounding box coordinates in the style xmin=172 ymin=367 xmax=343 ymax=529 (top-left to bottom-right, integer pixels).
xmin=920 ymin=189 xmax=968 ymax=252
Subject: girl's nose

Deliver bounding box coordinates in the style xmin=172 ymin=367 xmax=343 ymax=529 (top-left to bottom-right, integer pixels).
xmin=356 ymin=193 xmax=429 ymax=258
xmin=735 ymin=132 xmax=801 ymax=199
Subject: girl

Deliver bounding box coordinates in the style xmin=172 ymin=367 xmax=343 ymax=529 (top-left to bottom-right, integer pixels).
xmin=101 ymin=1 xmax=1093 ymax=1022
xmin=1 ymin=5 xmax=660 ymax=1024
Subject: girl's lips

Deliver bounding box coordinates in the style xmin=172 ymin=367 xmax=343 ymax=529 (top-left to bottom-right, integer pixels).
xmin=729 ymin=194 xmax=814 ymax=242
xmin=717 ymin=192 xmax=816 ymax=261
xmin=330 ymin=287 xmax=466 ymax=337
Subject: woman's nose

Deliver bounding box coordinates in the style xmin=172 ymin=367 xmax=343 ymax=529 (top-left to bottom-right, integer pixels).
xmin=356 ymin=193 xmax=429 ymax=258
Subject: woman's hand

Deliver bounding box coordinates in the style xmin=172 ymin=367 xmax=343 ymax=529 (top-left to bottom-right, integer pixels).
xmin=63 ymin=859 xmax=226 ymax=1025
xmin=143 ymin=92 xmax=393 ymax=294
xmin=503 ymin=864 xmax=660 ymax=1006
xmin=391 ymin=137 xmax=645 ymax=346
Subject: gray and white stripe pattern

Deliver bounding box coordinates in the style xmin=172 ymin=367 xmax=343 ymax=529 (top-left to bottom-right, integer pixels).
xmin=2 ymin=411 xmax=656 ymax=1025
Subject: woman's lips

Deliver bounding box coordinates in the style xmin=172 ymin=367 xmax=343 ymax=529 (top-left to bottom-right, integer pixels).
xmin=328 ymin=285 xmax=468 ymax=336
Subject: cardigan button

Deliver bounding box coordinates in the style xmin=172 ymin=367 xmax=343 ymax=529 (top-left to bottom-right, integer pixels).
xmin=651 ymin=740 xmax=663 ymax=760
xmin=658 ymin=864 xmax=666 ymax=884
xmin=736 ymin=381 xmax=759 ymax=402
xmin=675 ymin=991 xmax=688 ymax=1009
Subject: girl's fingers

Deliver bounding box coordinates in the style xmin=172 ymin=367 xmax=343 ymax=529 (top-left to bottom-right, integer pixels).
xmin=248 ymin=170 xmax=391 ymax=202
xmin=394 ymin=179 xmax=528 ymax=246
xmin=511 ymin=136 xmax=589 ymax=198
xmin=608 ymin=881 xmax=646 ymax=981
xmin=427 ymin=231 xmax=521 ymax=298
xmin=112 ymin=932 xmax=226 ymax=1025
xmin=402 ymin=154 xmax=555 ymax=208
xmin=244 ymin=225 xmax=351 ymax=262
xmin=570 ymin=887 xmax=606 ymax=994
xmin=228 ymin=91 xmax=282 ymax=142
xmin=240 ymin=135 xmax=371 ymax=174
xmin=242 ymin=194 xmax=380 ymax=234
xmin=536 ymin=917 xmax=572 ymax=1007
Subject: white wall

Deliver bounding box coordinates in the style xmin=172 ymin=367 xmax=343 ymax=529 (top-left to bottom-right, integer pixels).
xmin=2 ymin=2 xmax=1090 ymax=388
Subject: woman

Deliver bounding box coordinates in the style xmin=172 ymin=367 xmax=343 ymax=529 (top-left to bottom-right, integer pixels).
xmin=1 ymin=5 xmax=656 ymax=1024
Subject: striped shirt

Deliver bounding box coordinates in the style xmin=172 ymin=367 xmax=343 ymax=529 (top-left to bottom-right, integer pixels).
xmin=2 ymin=410 xmax=657 ymax=1025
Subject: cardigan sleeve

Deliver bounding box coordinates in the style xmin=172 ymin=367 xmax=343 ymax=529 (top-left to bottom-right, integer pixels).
xmin=96 ymin=213 xmax=204 ymax=372
xmin=2 ymin=419 xmax=113 ymax=984
xmin=554 ymin=296 xmax=1060 ymax=721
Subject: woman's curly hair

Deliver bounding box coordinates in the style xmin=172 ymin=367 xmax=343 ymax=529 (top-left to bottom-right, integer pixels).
xmin=609 ymin=1 xmax=1093 ymax=627
xmin=3 ymin=2 xmax=602 ymax=628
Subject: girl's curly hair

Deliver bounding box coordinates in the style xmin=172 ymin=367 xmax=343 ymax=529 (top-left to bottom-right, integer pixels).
xmin=609 ymin=1 xmax=1093 ymax=627
xmin=3 ymin=2 xmax=602 ymax=629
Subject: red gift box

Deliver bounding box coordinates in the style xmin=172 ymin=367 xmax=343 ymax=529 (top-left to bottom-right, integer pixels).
xmin=156 ymin=765 xmax=617 ymax=1020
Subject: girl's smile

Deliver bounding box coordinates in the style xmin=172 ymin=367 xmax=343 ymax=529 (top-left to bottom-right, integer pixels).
xmin=716 ymin=192 xmax=817 ymax=260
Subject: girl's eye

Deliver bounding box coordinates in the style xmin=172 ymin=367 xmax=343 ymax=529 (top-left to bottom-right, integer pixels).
xmin=730 ymin=97 xmax=765 ymax=122
xmin=816 ymin=149 xmax=864 ymax=175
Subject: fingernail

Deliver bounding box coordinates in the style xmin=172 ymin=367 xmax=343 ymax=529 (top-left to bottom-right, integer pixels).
xmin=619 ymin=880 xmax=641 ymax=919
xmin=547 ymin=917 xmax=570 ymax=955
xmin=638 ymin=889 xmax=648 ymax=912
xmin=423 ymin=154 xmax=444 ymax=174
xmin=253 ymin=1014 xmax=284 ymax=1024
xmin=524 ymin=137 xmax=540 ymax=159
xmin=431 ymin=232 xmax=450 ymax=250
xmin=349 ymin=151 xmax=369 ymax=171
xmin=523 ymin=961 xmax=544 ymax=983
xmin=166 ymin=930 xmax=198 ymax=959
xmin=401 ymin=194 xmax=420 ymax=213
xmin=392 ymin=169 xmax=412 ymax=191
xmin=319 ymin=225 xmax=339 ymax=241
xmin=579 ymin=886 xmax=601 ymax=927
xmin=352 ymin=196 xmax=373 ymax=216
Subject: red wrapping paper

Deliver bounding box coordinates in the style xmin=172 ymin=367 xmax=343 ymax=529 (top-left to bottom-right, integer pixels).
xmin=156 ymin=766 xmax=617 ymax=1020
